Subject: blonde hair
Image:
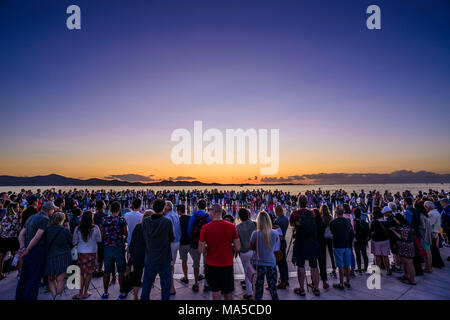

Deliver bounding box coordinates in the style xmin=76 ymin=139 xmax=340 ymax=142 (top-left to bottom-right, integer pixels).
xmin=142 ymin=210 xmax=154 ymax=223
xmin=51 ymin=212 xmax=65 ymax=226
xmin=256 ymin=211 xmax=272 ymax=248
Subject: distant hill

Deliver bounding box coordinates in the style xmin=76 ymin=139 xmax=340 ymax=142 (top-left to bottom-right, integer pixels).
xmin=0 ymin=174 xmax=302 ymax=187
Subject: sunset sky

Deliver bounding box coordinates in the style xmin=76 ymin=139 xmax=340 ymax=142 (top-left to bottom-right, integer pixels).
xmin=0 ymin=0 xmax=449 ymax=184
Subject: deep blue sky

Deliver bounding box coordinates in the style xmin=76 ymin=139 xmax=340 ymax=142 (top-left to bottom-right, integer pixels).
xmin=0 ymin=0 xmax=449 ymax=181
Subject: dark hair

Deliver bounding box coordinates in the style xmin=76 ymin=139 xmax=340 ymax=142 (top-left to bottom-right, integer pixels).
xmin=414 ymin=201 xmax=428 ymax=217
xmin=96 ymin=200 xmax=105 ymax=211
xmin=353 ymin=207 xmax=362 ymax=219
xmin=176 ymin=204 xmax=186 ymax=214
xmin=132 ymin=198 xmax=142 ymax=210
xmin=152 ymin=199 xmax=165 ymax=213
xmin=404 ymin=197 xmax=413 ymax=206
xmin=72 ymin=207 xmax=82 ymax=217
xmin=198 ymin=199 xmax=206 ymax=210
xmin=223 ymin=214 xmax=235 ymax=224
xmin=79 ymin=211 xmax=94 ymax=242
xmin=396 ymin=214 xmax=409 ymax=226
xmin=343 ymin=203 xmax=351 ymax=214
xmin=238 ymin=208 xmax=250 ymax=221
xmin=54 ymin=197 xmax=64 ymax=208
xmin=110 ymin=201 xmax=121 ymax=214
xmin=372 ymin=206 xmax=383 ymax=220
xmin=298 ymin=195 xmax=308 ymax=208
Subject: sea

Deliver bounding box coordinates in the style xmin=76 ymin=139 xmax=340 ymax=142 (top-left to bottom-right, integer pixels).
xmin=1 ymin=183 xmax=449 ymax=195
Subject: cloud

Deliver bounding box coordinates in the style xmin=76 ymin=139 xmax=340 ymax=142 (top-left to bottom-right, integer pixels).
xmin=168 ymin=176 xmax=197 ymax=181
xmin=105 ymin=174 xmax=159 ymax=183
xmin=260 ymin=175 xmax=305 ymax=183
xmin=259 ymin=171 xmax=450 ymax=184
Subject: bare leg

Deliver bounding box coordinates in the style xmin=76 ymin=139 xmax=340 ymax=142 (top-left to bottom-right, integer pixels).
xmin=182 ymin=260 xmax=188 ymax=280
xmin=310 ymin=267 xmax=320 ymax=290
xmin=193 ymin=267 xmax=199 ymax=286
xmin=344 ymin=267 xmax=351 ymax=285
xmin=103 ymin=273 xmax=110 ymax=294
xmin=48 ymin=275 xmax=57 ymax=298
xmin=298 ymin=267 xmax=305 ymax=291
xmin=224 ymin=292 xmax=233 ymax=300
xmin=424 ymin=250 xmax=432 ymax=272
xmin=212 ymin=291 xmax=222 ymax=300
xmin=338 ymin=268 xmax=344 ymax=286
xmin=56 ymin=273 xmax=66 ymax=295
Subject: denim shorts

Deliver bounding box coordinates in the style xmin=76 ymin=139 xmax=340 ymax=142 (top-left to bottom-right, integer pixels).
xmin=103 ymin=245 xmax=126 ymax=274
xmin=333 ymin=248 xmax=352 ymax=268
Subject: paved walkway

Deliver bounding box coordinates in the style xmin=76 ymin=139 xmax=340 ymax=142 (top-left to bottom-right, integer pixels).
xmin=1 ymin=246 xmax=449 ymax=300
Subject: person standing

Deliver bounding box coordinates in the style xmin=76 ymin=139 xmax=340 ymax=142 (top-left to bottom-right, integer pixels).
xmin=93 ymin=200 xmax=107 ymax=278
xmin=329 ymin=205 xmax=353 ymax=290
xmin=198 ymin=203 xmax=240 ymax=300
xmin=424 ymin=201 xmax=444 ymax=268
xmin=370 ymin=207 xmax=392 ymax=276
xmin=290 ymin=195 xmax=321 ymax=296
xmin=236 ymin=208 xmax=256 ymax=300
xmin=124 ymin=199 xmax=143 ymax=247
xmin=273 ymin=205 xmax=289 ymax=289
xmin=128 ymin=210 xmax=152 ymax=300
xmin=100 ymin=201 xmax=128 ymax=300
xmin=0 ymin=202 xmax=21 ymax=280
xmin=163 ymin=201 xmax=181 ymax=296
xmin=45 ymin=212 xmax=73 ymax=300
xmin=15 ymin=201 xmax=57 ymax=300
xmin=73 ymin=211 xmax=102 ymax=300
xmin=353 ymin=207 xmax=370 ymax=273
xmin=141 ymin=199 xmax=174 ymax=300
xmin=250 ymin=211 xmax=279 ymax=300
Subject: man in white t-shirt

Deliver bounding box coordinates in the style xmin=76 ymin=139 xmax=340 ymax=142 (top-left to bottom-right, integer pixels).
xmin=124 ymin=199 xmax=143 ymax=245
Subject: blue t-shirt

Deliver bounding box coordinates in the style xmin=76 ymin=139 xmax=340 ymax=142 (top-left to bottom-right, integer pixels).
xmin=250 ymin=230 xmax=279 ymax=267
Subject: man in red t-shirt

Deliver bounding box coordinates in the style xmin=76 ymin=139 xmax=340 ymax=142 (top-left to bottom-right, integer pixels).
xmin=199 ymin=203 xmax=240 ymax=300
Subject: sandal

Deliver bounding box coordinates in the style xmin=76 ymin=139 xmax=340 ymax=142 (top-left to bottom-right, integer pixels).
xmin=192 ymin=284 xmax=199 ymax=292
xmin=344 ymin=283 xmax=351 ymax=289
xmin=294 ymin=288 xmax=306 ymax=296
xmin=323 ymin=283 xmax=330 ymax=290
xmin=72 ymin=294 xmax=81 ymax=300
xmin=313 ymin=288 xmax=320 ymax=296
xmin=243 ymin=294 xmax=254 ymax=300
xmin=333 ymin=283 xmax=345 ymax=290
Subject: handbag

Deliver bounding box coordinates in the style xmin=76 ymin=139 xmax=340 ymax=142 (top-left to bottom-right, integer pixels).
xmin=274 ymin=250 xmax=283 ymax=262
xmin=414 ymin=235 xmax=426 ymax=257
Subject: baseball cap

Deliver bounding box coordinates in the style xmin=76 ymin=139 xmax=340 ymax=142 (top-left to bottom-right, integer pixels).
xmin=381 ymin=206 xmax=392 ymax=214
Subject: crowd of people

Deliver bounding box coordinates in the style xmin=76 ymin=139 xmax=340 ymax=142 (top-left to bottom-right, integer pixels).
xmin=0 ymin=187 xmax=448 ymax=300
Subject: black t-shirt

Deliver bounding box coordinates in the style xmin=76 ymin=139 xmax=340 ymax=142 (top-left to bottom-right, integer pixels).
xmin=370 ymin=219 xmax=389 ymax=242
xmin=179 ymin=215 xmax=191 ymax=246
xmin=329 ymin=217 xmax=352 ymax=249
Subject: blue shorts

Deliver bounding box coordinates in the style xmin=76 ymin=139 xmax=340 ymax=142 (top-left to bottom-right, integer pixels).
xmin=333 ymin=248 xmax=351 ymax=268
xmin=103 ymin=245 xmax=126 ymax=274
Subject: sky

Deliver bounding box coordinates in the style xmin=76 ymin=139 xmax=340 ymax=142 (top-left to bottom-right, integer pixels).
xmin=0 ymin=0 xmax=449 ymax=184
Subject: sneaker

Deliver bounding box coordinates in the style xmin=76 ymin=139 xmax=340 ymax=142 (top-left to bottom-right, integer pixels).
xmin=101 ymin=293 xmax=109 ymax=300
xmin=117 ymin=293 xmax=128 ymax=300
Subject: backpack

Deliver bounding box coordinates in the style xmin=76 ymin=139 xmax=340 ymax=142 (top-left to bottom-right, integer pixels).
xmin=355 ymin=219 xmax=370 ymax=241
xmin=295 ymin=209 xmax=317 ymax=241
xmin=191 ymin=214 xmax=209 ymax=249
